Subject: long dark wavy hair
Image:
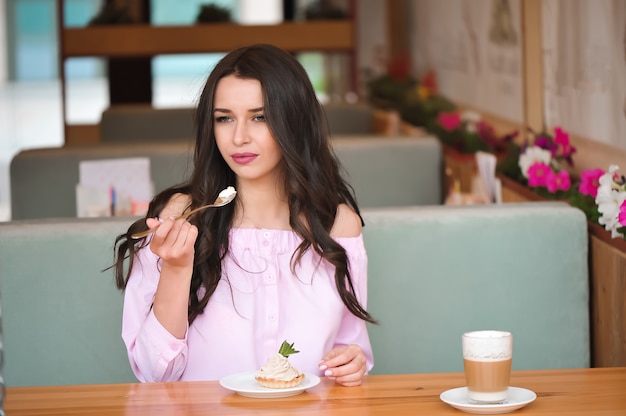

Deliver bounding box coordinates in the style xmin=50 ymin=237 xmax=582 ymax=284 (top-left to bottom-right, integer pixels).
xmin=113 ymin=43 xmax=376 ymax=325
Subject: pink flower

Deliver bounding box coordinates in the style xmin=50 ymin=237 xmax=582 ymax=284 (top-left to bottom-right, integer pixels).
xmin=546 ymin=169 xmax=571 ymax=193
xmin=437 ymin=112 xmax=461 ymax=131
xmin=554 ymin=126 xmax=576 ymax=158
xmin=619 ymin=200 xmax=626 ymax=227
xmin=477 ymin=120 xmax=497 ymax=144
xmin=527 ymin=162 xmax=552 ymax=187
xmin=578 ymin=168 xmax=605 ymax=198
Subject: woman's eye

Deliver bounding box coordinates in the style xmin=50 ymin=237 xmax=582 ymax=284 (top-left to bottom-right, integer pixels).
xmin=253 ymin=114 xmax=266 ymax=122
xmin=215 ymin=116 xmax=231 ymax=123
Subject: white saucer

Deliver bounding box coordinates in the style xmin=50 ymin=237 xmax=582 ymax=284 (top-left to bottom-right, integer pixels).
xmin=440 ymin=386 xmax=537 ymax=414
xmin=219 ymin=372 xmax=321 ymax=398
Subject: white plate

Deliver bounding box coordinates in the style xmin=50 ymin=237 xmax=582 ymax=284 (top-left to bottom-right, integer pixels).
xmin=219 ymin=372 xmax=321 ymax=398
xmin=440 ymin=386 xmax=537 ymax=414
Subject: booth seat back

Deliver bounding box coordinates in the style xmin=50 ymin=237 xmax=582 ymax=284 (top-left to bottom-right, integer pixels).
xmin=0 ymin=203 xmax=588 ymax=386
xmin=332 ymin=136 xmax=441 ymax=208
xmin=362 ymin=203 xmax=590 ymax=374
xmin=0 ymin=217 xmax=137 ymax=386
xmin=100 ymin=105 xmax=196 ymax=143
xmin=98 ymin=103 xmax=375 ymax=143
xmin=10 ymin=136 xmax=442 ymax=220
xmin=10 ymin=141 xmax=194 ymax=220
xmin=323 ymin=102 xmax=374 ymax=135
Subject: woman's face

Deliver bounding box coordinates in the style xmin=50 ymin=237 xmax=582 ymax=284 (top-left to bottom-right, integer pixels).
xmin=214 ymin=75 xmax=283 ymax=185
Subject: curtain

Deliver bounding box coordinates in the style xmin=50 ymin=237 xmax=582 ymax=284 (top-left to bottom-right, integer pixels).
xmin=542 ymin=0 xmax=626 ymax=149
xmin=411 ymin=0 xmax=524 ymax=123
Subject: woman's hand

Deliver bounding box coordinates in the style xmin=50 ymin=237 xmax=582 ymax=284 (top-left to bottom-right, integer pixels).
xmin=147 ymin=217 xmax=198 ymax=270
xmin=318 ymin=344 xmax=367 ymax=386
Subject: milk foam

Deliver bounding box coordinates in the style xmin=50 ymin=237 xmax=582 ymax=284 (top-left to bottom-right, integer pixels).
xmin=462 ymin=330 xmax=512 ymax=360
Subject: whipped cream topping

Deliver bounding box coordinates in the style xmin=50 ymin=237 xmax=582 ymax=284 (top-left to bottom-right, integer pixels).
xmin=218 ymin=186 xmax=237 ymax=200
xmin=256 ymin=353 xmax=302 ymax=381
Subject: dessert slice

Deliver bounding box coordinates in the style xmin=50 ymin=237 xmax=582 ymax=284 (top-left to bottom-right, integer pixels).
xmin=255 ymin=341 xmax=305 ymax=389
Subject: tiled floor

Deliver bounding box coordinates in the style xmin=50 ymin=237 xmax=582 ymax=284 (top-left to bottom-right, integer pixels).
xmin=0 ymin=77 xmax=204 ymax=221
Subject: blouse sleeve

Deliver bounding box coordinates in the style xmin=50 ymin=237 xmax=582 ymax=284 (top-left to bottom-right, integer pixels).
xmin=121 ymin=244 xmax=189 ymax=382
xmin=333 ymin=234 xmax=375 ymax=373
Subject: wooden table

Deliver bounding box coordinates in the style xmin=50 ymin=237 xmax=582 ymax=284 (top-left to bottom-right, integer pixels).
xmin=5 ymin=367 xmax=626 ymax=415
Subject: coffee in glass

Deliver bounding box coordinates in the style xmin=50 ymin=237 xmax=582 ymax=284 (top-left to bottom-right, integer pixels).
xmin=462 ymin=330 xmax=512 ymax=404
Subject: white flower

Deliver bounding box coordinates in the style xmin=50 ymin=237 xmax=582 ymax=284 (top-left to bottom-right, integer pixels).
xmin=596 ymin=165 xmax=626 ymax=238
xmin=461 ymin=110 xmax=482 ymax=123
xmin=518 ymin=146 xmax=552 ymax=178
xmin=462 ymin=111 xmax=481 ymax=134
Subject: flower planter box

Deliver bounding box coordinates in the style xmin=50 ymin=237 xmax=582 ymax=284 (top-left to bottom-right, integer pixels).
xmin=443 ymin=145 xmax=487 ymax=195
xmin=499 ymin=174 xmax=626 ymax=368
xmin=587 ymin=223 xmax=626 ymax=368
xmin=443 ymin=146 xmax=508 ymax=196
xmin=498 ymin=174 xmax=546 ymax=203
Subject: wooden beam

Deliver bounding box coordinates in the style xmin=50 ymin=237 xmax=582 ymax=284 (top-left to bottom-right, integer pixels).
xmin=521 ymin=0 xmax=544 ymax=133
xmin=62 ymin=21 xmax=355 ymax=58
xmin=386 ymin=0 xmax=411 ymax=63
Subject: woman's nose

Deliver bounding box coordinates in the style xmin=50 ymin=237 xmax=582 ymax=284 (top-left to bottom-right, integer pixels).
xmin=233 ymin=121 xmax=250 ymax=145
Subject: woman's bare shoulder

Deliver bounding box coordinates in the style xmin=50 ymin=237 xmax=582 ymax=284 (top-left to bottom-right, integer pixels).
xmin=158 ymin=193 xmax=192 ymax=218
xmin=330 ymin=204 xmax=363 ymax=238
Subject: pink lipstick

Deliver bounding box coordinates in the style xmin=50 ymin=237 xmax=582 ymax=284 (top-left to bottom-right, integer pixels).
xmin=232 ymin=153 xmax=258 ymax=164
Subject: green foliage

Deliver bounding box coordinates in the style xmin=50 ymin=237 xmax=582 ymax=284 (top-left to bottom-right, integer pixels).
xmin=569 ymin=192 xmax=601 ymax=224
xmin=496 ymin=142 xmax=524 ymax=181
xmin=366 ymin=73 xmax=456 ymax=128
xmin=278 ymin=341 xmax=300 ymax=357
xmin=529 ymin=186 xmax=575 ymax=201
xmin=366 ymin=69 xmax=510 ymax=155
xmin=428 ymin=123 xmax=491 ymax=154
xmin=366 ymin=74 xmax=418 ymax=111
xmin=401 ymin=95 xmax=456 ymax=128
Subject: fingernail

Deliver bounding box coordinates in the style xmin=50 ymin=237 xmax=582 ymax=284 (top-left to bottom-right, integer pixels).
xmin=324 ymin=369 xmax=333 ymax=377
xmin=319 ymin=364 xmax=328 ymax=371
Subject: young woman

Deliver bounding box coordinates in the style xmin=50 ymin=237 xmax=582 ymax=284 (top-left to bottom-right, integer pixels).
xmin=113 ymin=43 xmax=376 ymax=386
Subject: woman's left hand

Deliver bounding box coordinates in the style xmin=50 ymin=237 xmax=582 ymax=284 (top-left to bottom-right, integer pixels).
xmin=318 ymin=344 xmax=367 ymax=386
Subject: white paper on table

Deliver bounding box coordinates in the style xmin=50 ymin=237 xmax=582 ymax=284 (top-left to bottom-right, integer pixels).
xmin=77 ymin=157 xmax=154 ymax=217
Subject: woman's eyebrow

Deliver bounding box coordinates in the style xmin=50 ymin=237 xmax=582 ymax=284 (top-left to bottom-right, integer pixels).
xmin=213 ymin=106 xmax=264 ymax=113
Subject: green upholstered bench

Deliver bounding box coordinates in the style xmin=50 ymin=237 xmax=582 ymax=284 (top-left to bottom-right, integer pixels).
xmin=0 ymin=202 xmax=588 ymax=386
xmin=0 ymin=217 xmax=136 ymax=386
xmin=363 ymin=203 xmax=590 ymax=374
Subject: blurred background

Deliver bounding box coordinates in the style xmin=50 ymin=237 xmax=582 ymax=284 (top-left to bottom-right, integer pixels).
xmin=0 ymin=0 xmax=388 ymax=220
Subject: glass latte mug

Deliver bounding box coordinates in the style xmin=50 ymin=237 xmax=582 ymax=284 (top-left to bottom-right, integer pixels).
xmin=462 ymin=330 xmax=512 ymax=404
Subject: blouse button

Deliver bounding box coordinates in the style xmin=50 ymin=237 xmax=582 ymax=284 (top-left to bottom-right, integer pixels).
xmin=263 ymin=240 xmax=269 ymax=247
xmin=263 ymin=231 xmax=270 ymax=238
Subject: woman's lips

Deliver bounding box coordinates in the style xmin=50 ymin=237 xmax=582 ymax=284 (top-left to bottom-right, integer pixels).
xmin=232 ymin=153 xmax=258 ymax=164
